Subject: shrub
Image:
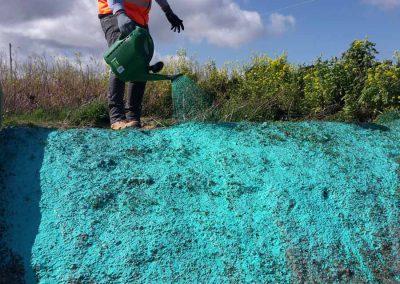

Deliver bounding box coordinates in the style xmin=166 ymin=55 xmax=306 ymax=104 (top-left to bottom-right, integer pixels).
xmin=1 ymin=40 xmax=399 ymax=126
xmin=222 ymin=55 xmax=301 ymax=121
xmin=303 ymin=58 xmax=347 ymax=118
xmin=341 ymin=39 xmax=379 ymax=120
xmin=360 ymin=62 xmax=400 ymax=117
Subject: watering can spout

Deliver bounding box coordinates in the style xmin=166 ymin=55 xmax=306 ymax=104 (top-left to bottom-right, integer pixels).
xmin=104 ymin=28 xmax=181 ymax=82
xmin=144 ymin=73 xmax=184 ymax=82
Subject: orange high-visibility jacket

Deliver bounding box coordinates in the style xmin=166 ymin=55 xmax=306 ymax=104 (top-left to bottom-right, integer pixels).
xmin=98 ymin=0 xmax=113 ymax=15
xmin=98 ymin=0 xmax=167 ymax=26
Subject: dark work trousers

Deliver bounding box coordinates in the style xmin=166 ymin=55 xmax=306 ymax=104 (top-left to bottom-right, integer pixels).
xmin=100 ymin=14 xmax=147 ymax=124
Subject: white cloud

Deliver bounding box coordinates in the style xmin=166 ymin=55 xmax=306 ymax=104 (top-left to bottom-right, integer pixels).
xmin=0 ymin=0 xmax=294 ymax=57
xmin=362 ymin=0 xmax=400 ymax=9
xmin=0 ymin=0 xmax=104 ymax=56
xmin=152 ymin=0 xmax=264 ymax=48
xmin=151 ymin=52 xmax=187 ymax=65
xmin=266 ymin=13 xmax=296 ymax=36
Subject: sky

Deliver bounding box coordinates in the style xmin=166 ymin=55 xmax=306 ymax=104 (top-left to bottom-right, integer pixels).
xmin=0 ymin=0 xmax=399 ymax=65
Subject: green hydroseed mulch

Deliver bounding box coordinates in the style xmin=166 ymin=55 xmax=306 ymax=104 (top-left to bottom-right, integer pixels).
xmin=0 ymin=119 xmax=399 ymax=283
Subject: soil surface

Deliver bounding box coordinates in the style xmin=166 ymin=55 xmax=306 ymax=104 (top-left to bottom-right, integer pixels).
xmin=1 ymin=120 xmax=399 ymax=283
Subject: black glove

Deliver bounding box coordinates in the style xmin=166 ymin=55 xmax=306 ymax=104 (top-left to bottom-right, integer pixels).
xmin=149 ymin=61 xmax=164 ymax=73
xmin=164 ymin=6 xmax=184 ymax=33
xmin=116 ymin=11 xmax=136 ymax=37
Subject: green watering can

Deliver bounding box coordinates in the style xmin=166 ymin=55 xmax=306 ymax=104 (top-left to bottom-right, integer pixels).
xmin=104 ymin=27 xmax=181 ymax=82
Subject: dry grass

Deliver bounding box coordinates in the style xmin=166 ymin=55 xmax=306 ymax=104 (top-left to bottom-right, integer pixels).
xmin=0 ymin=53 xmax=108 ymax=116
xmin=1 ymin=40 xmax=399 ymax=128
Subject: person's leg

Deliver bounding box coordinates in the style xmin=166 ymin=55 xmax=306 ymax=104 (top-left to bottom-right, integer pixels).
xmin=126 ymin=81 xmax=147 ymax=126
xmin=100 ymin=14 xmax=126 ymax=124
xmin=108 ymin=74 xmax=126 ymax=124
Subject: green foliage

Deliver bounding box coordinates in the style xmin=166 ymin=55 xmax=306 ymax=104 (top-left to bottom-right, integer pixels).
xmin=360 ymin=62 xmax=400 ymax=117
xmin=4 ymin=100 xmax=109 ymax=128
xmin=197 ymin=61 xmax=231 ymax=120
xmin=3 ymin=108 xmax=69 ymax=127
xmin=68 ymin=99 xmax=109 ymax=127
xmin=2 ymin=40 xmax=399 ymax=127
xmin=302 ymin=40 xmax=384 ymax=121
xmin=342 ymin=39 xmax=378 ymax=72
xmin=303 ymin=58 xmax=347 ymax=117
xmin=341 ymin=39 xmax=379 ymax=119
xmin=198 ymin=61 xmax=229 ymax=104
xmin=222 ymin=55 xmax=302 ymax=121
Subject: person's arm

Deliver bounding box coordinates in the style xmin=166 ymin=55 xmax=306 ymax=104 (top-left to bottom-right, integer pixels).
xmin=107 ymin=0 xmax=136 ymax=37
xmin=155 ymin=0 xmax=184 ymax=33
xmin=107 ymin=0 xmax=124 ymax=14
xmin=155 ymin=0 xmax=170 ymax=11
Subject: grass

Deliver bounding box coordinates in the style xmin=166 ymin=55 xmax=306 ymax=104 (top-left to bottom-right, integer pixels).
xmin=3 ymin=109 xmax=70 ymax=128
xmin=0 ymin=40 xmax=399 ymax=128
xmin=68 ymin=100 xmax=109 ymax=127
xmin=4 ymin=107 xmax=398 ymax=131
xmin=2 ymin=101 xmax=178 ymax=129
xmin=3 ymin=100 xmax=109 ymax=128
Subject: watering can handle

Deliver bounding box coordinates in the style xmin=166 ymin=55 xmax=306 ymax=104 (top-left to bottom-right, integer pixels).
xmin=118 ymin=25 xmax=140 ymax=41
xmin=170 ymin=74 xmax=184 ymax=81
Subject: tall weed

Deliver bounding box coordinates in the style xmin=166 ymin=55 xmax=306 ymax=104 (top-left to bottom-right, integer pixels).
xmin=1 ymin=40 xmax=399 ymax=125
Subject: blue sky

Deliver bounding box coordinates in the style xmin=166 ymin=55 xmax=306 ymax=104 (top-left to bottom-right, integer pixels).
xmin=155 ymin=0 xmax=400 ymax=65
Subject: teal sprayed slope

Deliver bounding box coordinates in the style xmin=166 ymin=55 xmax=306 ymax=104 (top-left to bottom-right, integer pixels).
xmin=2 ymin=120 xmax=400 ymax=283
xmin=0 ymin=128 xmax=51 ymax=283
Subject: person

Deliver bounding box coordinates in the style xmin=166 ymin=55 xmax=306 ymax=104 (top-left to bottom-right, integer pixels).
xmin=98 ymin=0 xmax=184 ymax=130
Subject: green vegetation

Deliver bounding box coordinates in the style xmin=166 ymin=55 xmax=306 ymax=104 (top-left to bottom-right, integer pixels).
xmin=1 ymin=40 xmax=399 ymax=127
xmin=2 ymin=101 xmax=109 ymax=128
xmin=3 ymin=108 xmax=69 ymax=127
xmin=68 ymin=99 xmax=109 ymax=127
xmin=3 ymin=100 xmax=109 ymax=128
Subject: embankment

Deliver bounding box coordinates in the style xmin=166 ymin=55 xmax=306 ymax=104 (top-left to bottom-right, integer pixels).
xmin=1 ymin=120 xmax=399 ymax=283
